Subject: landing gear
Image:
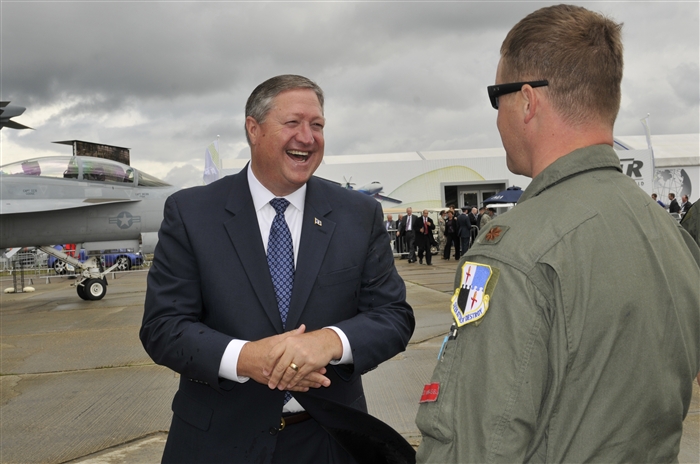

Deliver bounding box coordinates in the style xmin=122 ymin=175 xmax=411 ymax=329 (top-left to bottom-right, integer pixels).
xmin=77 ymin=278 xmax=107 ymax=300
xmin=77 ymin=282 xmax=87 ymax=300
xmin=38 ymin=246 xmax=114 ymax=301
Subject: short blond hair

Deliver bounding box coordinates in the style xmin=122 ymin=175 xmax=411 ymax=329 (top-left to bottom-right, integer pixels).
xmin=500 ymin=4 xmax=623 ymax=127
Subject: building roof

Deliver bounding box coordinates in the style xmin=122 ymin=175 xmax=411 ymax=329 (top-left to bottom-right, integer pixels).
xmin=614 ymin=133 xmax=699 ymax=167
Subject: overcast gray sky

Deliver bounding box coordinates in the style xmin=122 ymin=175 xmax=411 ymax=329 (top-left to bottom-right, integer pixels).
xmin=1 ymin=1 xmax=698 ymax=187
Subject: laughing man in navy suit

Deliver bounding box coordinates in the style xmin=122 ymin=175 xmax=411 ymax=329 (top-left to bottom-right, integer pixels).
xmin=140 ymin=75 xmax=415 ymax=463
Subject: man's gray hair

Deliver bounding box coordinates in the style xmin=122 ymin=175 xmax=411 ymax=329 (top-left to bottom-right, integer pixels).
xmin=244 ymin=74 xmax=324 ymax=145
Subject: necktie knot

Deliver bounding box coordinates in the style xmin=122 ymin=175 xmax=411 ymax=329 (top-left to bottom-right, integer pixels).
xmin=270 ymin=198 xmax=290 ymax=216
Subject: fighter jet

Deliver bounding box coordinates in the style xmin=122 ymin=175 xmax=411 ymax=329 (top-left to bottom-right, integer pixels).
xmin=1 ymin=155 xmax=177 ymax=300
xmin=0 ymin=101 xmax=32 ymax=130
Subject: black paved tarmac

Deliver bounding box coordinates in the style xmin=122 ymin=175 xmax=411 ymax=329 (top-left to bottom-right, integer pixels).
xmin=1 ymin=259 xmax=698 ymax=463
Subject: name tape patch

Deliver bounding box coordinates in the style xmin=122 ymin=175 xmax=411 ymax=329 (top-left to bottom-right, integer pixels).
xmin=419 ymin=382 xmax=440 ymax=403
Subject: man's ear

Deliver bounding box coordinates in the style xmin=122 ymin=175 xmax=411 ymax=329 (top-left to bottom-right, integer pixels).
xmin=521 ymin=85 xmax=538 ymax=124
xmin=245 ymin=116 xmax=259 ymax=145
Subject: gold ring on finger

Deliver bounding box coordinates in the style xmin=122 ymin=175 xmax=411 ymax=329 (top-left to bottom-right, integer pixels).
xmin=289 ymin=362 xmax=299 ymax=372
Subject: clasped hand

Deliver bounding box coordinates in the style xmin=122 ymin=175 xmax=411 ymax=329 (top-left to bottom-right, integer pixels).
xmin=239 ymin=324 xmax=342 ymax=392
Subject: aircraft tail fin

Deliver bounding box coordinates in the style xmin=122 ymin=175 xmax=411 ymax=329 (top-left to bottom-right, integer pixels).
xmin=203 ymin=139 xmax=221 ymax=184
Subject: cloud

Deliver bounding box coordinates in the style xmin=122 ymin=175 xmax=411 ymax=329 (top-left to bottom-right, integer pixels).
xmin=1 ymin=0 xmax=697 ymax=188
xmin=668 ymin=62 xmax=700 ymax=109
xmin=163 ymin=163 xmax=202 ymax=189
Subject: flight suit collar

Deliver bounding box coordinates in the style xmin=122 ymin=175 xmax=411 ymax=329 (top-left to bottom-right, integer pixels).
xmin=519 ymin=144 xmax=622 ymax=204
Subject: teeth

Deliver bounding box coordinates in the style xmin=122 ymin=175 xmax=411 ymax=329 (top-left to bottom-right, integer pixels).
xmin=287 ymin=150 xmax=309 ymax=157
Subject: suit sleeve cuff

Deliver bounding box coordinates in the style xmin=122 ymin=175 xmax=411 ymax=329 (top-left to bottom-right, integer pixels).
xmin=218 ymin=339 xmax=250 ymax=383
xmin=326 ymin=326 xmax=354 ymax=365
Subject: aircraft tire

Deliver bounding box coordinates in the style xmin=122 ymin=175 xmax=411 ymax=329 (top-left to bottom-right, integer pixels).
xmin=76 ymin=283 xmax=88 ymax=300
xmin=85 ymin=278 xmax=107 ymax=300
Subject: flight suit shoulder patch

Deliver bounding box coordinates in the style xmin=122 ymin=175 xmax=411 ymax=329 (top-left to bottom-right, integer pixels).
xmin=478 ymin=225 xmax=509 ymax=245
xmin=450 ymin=261 xmax=500 ymax=327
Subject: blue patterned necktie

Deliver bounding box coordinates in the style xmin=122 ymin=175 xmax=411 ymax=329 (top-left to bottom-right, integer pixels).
xmin=268 ymin=198 xmax=295 ymax=405
xmin=268 ymin=198 xmax=294 ymax=329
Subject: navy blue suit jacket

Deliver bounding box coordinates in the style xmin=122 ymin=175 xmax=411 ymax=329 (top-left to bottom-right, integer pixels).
xmin=140 ymin=166 xmax=415 ymax=463
xmin=456 ymin=213 xmax=471 ymax=237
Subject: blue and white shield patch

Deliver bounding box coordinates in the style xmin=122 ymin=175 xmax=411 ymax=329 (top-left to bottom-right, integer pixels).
xmin=450 ymin=262 xmax=494 ymax=327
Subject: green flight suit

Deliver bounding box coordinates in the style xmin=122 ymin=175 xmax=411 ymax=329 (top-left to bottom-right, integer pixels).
xmin=416 ymin=145 xmax=700 ymax=463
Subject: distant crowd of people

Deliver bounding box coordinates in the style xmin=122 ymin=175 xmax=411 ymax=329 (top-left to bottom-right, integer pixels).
xmin=386 ymin=204 xmax=498 ymax=263
xmin=651 ymin=192 xmax=693 ymax=217
xmin=386 ymin=192 xmax=695 ymax=263
xmin=386 ymin=192 xmax=694 ymax=262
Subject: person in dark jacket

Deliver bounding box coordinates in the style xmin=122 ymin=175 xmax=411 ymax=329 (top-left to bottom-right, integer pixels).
xmin=668 ymin=193 xmax=681 ymax=214
xmin=442 ymin=210 xmax=459 ymax=260
xmin=457 ymin=207 xmax=472 ymax=257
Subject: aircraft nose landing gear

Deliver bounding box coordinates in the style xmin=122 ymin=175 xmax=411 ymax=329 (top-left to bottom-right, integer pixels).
xmin=74 ymin=256 xmax=109 ymax=300
xmin=38 ymin=247 xmax=114 ymax=301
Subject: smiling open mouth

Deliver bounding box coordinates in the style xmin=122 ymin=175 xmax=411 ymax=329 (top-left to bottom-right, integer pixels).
xmin=287 ymin=150 xmax=310 ymax=162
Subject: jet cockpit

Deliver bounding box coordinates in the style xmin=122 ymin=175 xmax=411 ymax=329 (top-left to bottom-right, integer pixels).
xmin=1 ymin=156 xmax=177 ymax=300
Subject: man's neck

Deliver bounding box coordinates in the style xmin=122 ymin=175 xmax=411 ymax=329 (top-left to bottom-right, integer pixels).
xmin=528 ymin=118 xmax=613 ymax=179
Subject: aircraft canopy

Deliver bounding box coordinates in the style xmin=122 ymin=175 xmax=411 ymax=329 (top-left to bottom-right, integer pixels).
xmin=0 ymin=156 xmax=170 ymax=187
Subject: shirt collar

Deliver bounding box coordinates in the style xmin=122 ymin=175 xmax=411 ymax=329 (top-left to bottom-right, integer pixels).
xmin=247 ymin=165 xmax=307 ymax=213
xmin=519 ymin=144 xmax=622 ymax=204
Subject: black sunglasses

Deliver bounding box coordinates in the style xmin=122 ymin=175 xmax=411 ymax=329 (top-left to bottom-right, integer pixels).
xmin=487 ymin=80 xmax=548 ymax=109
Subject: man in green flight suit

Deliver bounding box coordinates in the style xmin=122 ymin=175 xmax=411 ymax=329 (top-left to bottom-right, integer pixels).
xmin=416 ymin=4 xmax=700 ymax=463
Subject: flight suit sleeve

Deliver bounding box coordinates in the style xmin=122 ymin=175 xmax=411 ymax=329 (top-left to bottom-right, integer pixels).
xmin=416 ymin=256 xmax=552 ymax=463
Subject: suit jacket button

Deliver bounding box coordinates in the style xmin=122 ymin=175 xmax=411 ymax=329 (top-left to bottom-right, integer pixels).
xmin=269 ymin=427 xmax=278 ymax=435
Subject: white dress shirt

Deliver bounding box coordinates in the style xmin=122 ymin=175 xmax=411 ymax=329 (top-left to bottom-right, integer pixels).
xmin=218 ymin=167 xmax=353 ymax=412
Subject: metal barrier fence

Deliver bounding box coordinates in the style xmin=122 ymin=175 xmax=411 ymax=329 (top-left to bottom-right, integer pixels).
xmin=388 ymin=225 xmax=481 ymax=259
xmin=390 ymin=229 xmax=439 ymax=258
xmin=1 ymin=251 xmax=150 ymax=277
xmin=388 ymin=228 xmax=408 ymax=257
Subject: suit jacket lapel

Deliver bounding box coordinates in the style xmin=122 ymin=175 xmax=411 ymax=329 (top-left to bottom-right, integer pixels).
xmin=286 ymin=177 xmax=335 ymax=330
xmin=223 ymin=165 xmax=284 ymax=333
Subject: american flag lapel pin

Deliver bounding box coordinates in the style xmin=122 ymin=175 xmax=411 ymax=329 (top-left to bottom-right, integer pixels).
xmin=314 ymin=217 xmax=322 ymax=227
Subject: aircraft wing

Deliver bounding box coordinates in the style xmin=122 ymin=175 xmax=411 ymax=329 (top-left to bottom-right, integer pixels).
xmin=1 ymin=198 xmax=140 ymax=215
xmin=1 ymin=119 xmax=33 ymax=130
xmin=0 ymin=101 xmax=33 ymax=130
xmin=374 ymin=193 xmax=402 ymax=204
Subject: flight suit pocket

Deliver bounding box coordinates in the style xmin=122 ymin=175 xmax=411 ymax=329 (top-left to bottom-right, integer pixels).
xmin=415 ymin=335 xmax=462 ymax=444
xmin=172 ymin=390 xmax=213 ymax=431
